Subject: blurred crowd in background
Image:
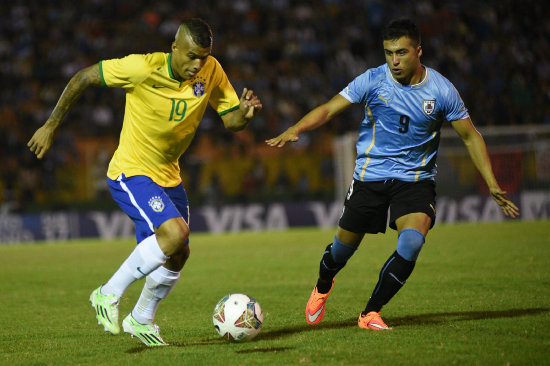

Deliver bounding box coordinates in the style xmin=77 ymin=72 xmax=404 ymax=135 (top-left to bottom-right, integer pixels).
xmin=1 ymin=0 xmax=548 ymax=212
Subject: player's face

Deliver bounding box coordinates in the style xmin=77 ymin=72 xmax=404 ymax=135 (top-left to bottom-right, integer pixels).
xmin=171 ymin=33 xmax=211 ymax=81
xmin=383 ymin=36 xmax=423 ymax=85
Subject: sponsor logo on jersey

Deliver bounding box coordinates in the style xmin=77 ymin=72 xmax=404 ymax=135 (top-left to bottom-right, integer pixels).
xmin=148 ymin=196 xmax=165 ymax=212
xmin=423 ymin=99 xmax=436 ymax=115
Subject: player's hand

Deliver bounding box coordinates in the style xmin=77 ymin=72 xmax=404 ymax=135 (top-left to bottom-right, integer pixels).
xmin=240 ymin=88 xmax=262 ymax=120
xmin=489 ymin=187 xmax=520 ymax=218
xmin=265 ymin=127 xmax=299 ymax=148
xmin=27 ymin=124 xmax=56 ymax=159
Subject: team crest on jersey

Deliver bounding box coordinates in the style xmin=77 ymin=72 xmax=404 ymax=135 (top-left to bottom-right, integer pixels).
xmin=148 ymin=196 xmax=165 ymax=213
xmin=193 ymin=76 xmax=207 ymax=97
xmin=423 ymin=99 xmax=436 ymax=115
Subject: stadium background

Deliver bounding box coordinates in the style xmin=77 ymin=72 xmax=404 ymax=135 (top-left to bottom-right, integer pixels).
xmin=1 ymin=0 xmax=549 ymax=241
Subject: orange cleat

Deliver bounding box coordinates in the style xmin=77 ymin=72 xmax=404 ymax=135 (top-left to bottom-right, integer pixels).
xmin=305 ymin=279 xmax=334 ymax=324
xmin=358 ymin=311 xmax=392 ymax=330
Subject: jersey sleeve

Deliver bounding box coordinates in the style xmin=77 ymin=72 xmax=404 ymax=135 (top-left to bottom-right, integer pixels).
xmin=208 ymin=58 xmax=240 ymax=116
xmin=442 ymin=83 xmax=470 ymax=122
xmin=339 ymin=70 xmax=372 ymax=104
xmin=99 ymin=54 xmax=153 ymax=88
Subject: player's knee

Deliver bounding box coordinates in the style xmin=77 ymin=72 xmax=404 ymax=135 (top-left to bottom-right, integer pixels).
xmin=396 ymin=228 xmax=425 ymax=261
xmin=164 ymin=229 xmax=190 ymax=255
xmin=157 ymin=218 xmax=190 ymax=256
xmin=331 ymin=236 xmax=357 ymax=263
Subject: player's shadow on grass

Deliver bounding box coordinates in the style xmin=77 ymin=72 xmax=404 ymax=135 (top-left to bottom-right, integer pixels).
xmin=257 ymin=307 xmax=549 ymax=341
xmin=126 ymin=307 xmax=548 ymax=352
xmin=387 ymin=307 xmax=549 ymax=327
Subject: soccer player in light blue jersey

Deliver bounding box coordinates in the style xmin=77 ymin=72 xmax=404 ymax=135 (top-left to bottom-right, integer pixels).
xmin=267 ymin=18 xmax=519 ymax=330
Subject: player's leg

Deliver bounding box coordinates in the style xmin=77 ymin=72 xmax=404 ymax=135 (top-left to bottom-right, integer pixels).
xmin=100 ymin=175 xmax=186 ymax=296
xmin=359 ymin=180 xmax=435 ymax=330
xmin=306 ymin=180 xmax=388 ymax=324
xmin=124 ymin=215 xmax=190 ymax=327
xmin=306 ymin=226 xmax=363 ymax=324
xmin=316 ymin=227 xmax=363 ymax=293
xmin=91 ymin=175 xmax=184 ymax=336
xmin=121 ymin=219 xmax=186 ymax=346
xmin=131 ymin=184 xmax=189 ymax=324
xmin=124 ymin=183 xmax=190 ymax=346
xmin=359 ymin=212 xmax=430 ymax=330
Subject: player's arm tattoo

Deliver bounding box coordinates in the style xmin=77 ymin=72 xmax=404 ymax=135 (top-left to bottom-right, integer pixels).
xmin=48 ymin=64 xmax=103 ymax=126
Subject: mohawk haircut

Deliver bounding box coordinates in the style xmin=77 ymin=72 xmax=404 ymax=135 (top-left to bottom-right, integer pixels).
xmin=179 ymin=18 xmax=213 ymax=48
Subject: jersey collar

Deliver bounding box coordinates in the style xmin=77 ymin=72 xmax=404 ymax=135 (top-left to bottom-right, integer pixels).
xmin=387 ymin=65 xmax=429 ymax=89
xmin=168 ymin=53 xmax=176 ymax=80
xmin=167 ymin=53 xmax=188 ymax=88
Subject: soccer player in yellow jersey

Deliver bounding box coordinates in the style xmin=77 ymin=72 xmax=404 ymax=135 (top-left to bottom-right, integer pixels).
xmin=27 ymin=18 xmax=262 ymax=346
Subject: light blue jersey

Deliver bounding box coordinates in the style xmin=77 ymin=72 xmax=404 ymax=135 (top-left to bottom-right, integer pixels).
xmin=340 ymin=63 xmax=469 ymax=182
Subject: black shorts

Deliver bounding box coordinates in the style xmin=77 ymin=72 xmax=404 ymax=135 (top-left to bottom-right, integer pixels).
xmin=338 ymin=179 xmax=436 ymax=234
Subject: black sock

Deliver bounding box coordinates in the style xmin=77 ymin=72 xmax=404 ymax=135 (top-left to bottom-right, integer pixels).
xmin=316 ymin=243 xmax=346 ymax=293
xmin=363 ymin=251 xmax=416 ymax=314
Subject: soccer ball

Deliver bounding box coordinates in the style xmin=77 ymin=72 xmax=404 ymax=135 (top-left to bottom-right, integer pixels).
xmin=212 ymin=293 xmax=263 ymax=341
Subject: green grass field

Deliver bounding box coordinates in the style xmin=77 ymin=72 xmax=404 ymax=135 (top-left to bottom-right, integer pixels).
xmin=1 ymin=220 xmax=549 ymax=366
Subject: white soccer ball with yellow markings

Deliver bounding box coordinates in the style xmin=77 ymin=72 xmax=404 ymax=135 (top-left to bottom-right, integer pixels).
xmin=212 ymin=293 xmax=263 ymax=341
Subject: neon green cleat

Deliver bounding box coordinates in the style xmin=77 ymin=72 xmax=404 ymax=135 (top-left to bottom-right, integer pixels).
xmin=122 ymin=313 xmax=168 ymax=347
xmin=89 ymin=286 xmax=120 ymax=335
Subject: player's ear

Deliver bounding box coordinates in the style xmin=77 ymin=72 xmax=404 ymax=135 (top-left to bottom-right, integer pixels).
xmin=417 ymin=45 xmax=422 ymax=58
xmin=171 ymin=42 xmax=177 ymax=52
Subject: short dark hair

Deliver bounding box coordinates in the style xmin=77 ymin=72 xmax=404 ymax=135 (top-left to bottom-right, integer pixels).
xmin=181 ymin=18 xmax=212 ymax=48
xmin=382 ymin=19 xmax=421 ymax=46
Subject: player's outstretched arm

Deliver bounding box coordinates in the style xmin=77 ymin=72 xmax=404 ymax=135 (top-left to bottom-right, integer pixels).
xmin=451 ymin=118 xmax=520 ymax=218
xmin=266 ymin=94 xmax=351 ymax=148
xmin=27 ymin=64 xmax=103 ymax=159
xmin=222 ymin=88 xmax=263 ymax=132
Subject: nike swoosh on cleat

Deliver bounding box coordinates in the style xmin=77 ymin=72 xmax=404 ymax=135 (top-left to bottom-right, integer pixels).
xmin=307 ymin=305 xmax=324 ymax=323
xmin=137 ymin=267 xmax=147 ymax=276
xmin=152 ymin=85 xmax=165 ymax=89
xmin=368 ymin=322 xmax=390 ymax=330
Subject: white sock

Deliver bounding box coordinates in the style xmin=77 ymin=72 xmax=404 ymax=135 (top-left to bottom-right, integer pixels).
xmin=101 ymin=235 xmax=168 ymax=298
xmin=131 ymin=266 xmax=180 ymax=324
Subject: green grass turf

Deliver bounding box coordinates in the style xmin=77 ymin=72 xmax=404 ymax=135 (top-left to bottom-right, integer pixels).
xmin=0 ymin=220 xmax=549 ymax=365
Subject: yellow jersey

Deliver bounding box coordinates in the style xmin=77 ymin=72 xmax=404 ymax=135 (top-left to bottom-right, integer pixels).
xmin=99 ymin=52 xmax=240 ymax=187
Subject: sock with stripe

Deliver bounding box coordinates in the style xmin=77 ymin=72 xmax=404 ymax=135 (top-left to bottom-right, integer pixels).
xmin=363 ymin=251 xmax=415 ymax=314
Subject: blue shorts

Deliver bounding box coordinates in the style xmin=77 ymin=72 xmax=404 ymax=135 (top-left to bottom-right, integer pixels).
xmin=108 ymin=174 xmax=190 ymax=244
